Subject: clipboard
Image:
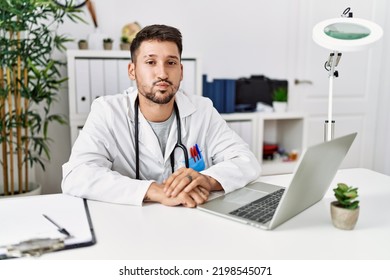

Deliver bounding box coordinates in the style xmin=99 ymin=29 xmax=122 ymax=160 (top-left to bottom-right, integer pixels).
xmin=0 ymin=194 xmax=96 ymax=259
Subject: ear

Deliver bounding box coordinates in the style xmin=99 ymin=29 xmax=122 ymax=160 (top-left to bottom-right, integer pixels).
xmin=128 ymin=62 xmax=136 ymax=80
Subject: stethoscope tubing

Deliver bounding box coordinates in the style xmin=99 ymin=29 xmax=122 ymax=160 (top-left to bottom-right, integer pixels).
xmin=134 ymin=97 xmax=189 ymax=179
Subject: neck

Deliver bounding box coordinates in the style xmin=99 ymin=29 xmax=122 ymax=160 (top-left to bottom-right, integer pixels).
xmin=137 ymin=96 xmax=174 ymax=122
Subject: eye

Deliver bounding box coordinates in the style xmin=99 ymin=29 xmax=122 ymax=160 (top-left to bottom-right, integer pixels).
xmin=145 ymin=60 xmax=156 ymax=65
xmin=167 ymin=60 xmax=178 ymax=66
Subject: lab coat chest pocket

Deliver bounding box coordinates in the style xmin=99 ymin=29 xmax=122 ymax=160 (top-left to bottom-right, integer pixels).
xmin=172 ymin=144 xmax=207 ymax=172
xmin=188 ymin=144 xmax=206 ymax=172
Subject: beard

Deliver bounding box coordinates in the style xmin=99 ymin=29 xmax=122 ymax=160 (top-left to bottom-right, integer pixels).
xmin=139 ymin=79 xmax=179 ymax=104
xmin=143 ymin=90 xmax=176 ymax=104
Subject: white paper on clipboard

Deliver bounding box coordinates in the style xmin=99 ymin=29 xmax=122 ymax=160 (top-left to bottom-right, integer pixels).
xmin=0 ymin=194 xmax=95 ymax=256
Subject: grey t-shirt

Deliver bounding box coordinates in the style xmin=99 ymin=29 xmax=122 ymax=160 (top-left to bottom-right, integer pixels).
xmin=147 ymin=111 xmax=175 ymax=157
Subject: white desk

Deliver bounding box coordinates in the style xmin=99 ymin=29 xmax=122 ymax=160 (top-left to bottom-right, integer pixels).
xmin=5 ymin=168 xmax=390 ymax=260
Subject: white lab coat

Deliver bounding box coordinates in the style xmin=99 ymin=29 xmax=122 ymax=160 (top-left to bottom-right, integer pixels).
xmin=62 ymin=88 xmax=261 ymax=206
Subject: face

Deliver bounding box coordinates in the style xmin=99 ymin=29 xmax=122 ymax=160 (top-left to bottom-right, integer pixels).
xmin=128 ymin=40 xmax=183 ymax=105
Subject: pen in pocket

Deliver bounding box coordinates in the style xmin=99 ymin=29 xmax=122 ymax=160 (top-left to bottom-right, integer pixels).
xmin=188 ymin=144 xmax=205 ymax=172
xmin=195 ymin=144 xmax=201 ymax=160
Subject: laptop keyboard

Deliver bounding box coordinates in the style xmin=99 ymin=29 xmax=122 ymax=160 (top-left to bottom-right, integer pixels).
xmin=229 ymin=189 xmax=285 ymax=224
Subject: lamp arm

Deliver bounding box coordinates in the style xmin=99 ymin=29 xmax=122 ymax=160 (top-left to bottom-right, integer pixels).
xmin=325 ymin=51 xmax=339 ymax=141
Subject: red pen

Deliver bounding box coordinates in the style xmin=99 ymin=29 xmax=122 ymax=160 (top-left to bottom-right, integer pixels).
xmin=190 ymin=147 xmax=196 ymax=162
xmin=193 ymin=146 xmax=198 ymax=160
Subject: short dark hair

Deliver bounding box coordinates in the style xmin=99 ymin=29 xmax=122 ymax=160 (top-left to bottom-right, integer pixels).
xmin=130 ymin=24 xmax=183 ymax=62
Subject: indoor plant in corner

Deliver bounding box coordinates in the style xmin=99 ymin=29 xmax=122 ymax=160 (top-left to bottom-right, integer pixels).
xmin=0 ymin=0 xmax=82 ymax=196
xmin=331 ymin=183 xmax=360 ymax=230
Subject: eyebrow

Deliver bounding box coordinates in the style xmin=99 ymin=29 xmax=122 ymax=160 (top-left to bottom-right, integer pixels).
xmin=142 ymin=54 xmax=180 ymax=60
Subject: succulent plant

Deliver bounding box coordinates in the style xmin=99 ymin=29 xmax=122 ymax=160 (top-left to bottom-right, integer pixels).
xmin=333 ymin=183 xmax=359 ymax=210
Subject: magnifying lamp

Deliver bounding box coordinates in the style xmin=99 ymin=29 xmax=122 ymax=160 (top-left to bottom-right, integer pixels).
xmin=312 ymin=8 xmax=383 ymax=141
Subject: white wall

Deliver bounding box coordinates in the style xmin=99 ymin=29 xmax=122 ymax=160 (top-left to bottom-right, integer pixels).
xmin=38 ymin=0 xmax=390 ymax=194
xmin=60 ymin=0 xmax=293 ymax=79
xmin=374 ymin=3 xmax=390 ymax=175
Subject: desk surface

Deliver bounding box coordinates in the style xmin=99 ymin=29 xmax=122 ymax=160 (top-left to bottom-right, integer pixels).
xmin=5 ymin=168 xmax=390 ymax=260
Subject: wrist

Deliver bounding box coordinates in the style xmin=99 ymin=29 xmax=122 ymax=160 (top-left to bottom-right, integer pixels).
xmin=206 ymin=175 xmax=223 ymax=191
xmin=144 ymin=182 xmax=164 ymax=202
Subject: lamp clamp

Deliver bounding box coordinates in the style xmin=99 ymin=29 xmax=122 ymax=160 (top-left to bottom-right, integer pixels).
xmin=341 ymin=7 xmax=353 ymax=18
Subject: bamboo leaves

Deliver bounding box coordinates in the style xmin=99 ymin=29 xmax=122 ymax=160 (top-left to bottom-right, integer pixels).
xmin=1 ymin=0 xmax=82 ymax=195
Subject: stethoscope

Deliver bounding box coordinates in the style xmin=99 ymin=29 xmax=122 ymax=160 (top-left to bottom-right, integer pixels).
xmin=134 ymin=97 xmax=189 ymax=179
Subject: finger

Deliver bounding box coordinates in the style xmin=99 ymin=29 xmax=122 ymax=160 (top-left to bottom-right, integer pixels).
xmin=160 ymin=191 xmax=195 ymax=207
xmin=169 ymin=174 xmax=195 ymax=197
xmin=182 ymin=174 xmax=211 ymax=194
xmin=160 ymin=197 xmax=183 ymax=207
xmin=163 ymin=167 xmax=186 ymax=192
xmin=177 ymin=192 xmax=197 ymax=208
xmin=187 ymin=188 xmax=209 ymax=205
xmin=193 ymin=187 xmax=209 ymax=201
xmin=198 ymin=187 xmax=210 ymax=197
xmin=165 ymin=169 xmax=194 ymax=197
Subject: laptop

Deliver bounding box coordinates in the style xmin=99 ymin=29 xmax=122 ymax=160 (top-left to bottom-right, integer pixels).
xmin=197 ymin=133 xmax=357 ymax=230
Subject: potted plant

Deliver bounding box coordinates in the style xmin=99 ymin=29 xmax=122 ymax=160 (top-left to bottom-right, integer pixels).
xmin=0 ymin=0 xmax=82 ymax=196
xmin=330 ymin=183 xmax=360 ymax=230
xmin=272 ymin=86 xmax=288 ymax=112
xmin=78 ymin=39 xmax=88 ymax=50
xmin=120 ymin=36 xmax=130 ymax=51
xmin=103 ymin=38 xmax=113 ymax=50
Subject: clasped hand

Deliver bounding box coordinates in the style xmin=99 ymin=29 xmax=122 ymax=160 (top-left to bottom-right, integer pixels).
xmin=146 ymin=167 xmax=219 ymax=208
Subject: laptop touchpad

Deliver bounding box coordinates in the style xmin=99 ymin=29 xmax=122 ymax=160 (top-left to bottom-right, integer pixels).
xmin=223 ymin=188 xmax=268 ymax=205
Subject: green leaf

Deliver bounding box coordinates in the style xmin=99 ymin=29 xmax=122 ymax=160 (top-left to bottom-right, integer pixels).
xmin=337 ymin=183 xmax=349 ymax=192
xmin=334 ymin=183 xmax=359 ymax=208
xmin=344 ymin=191 xmax=358 ymax=199
xmin=1 ymin=0 xmax=83 ymax=182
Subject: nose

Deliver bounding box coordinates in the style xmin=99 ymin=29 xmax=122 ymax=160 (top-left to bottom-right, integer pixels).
xmin=156 ymin=63 xmax=168 ymax=80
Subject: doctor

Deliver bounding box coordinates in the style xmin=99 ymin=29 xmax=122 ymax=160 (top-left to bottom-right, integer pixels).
xmin=62 ymin=24 xmax=260 ymax=207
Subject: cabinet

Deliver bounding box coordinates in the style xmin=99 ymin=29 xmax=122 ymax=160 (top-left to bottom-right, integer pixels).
xmin=67 ymin=50 xmax=306 ymax=175
xmin=258 ymin=112 xmax=306 ymax=175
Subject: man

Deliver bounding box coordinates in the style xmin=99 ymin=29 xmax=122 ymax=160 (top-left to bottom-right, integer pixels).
xmin=62 ymin=24 xmax=260 ymax=207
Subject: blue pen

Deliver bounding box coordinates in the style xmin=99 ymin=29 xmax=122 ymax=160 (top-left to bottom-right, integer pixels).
xmin=195 ymin=144 xmax=201 ymax=159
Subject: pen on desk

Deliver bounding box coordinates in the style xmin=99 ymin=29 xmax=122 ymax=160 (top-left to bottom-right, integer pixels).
xmin=42 ymin=214 xmax=71 ymax=237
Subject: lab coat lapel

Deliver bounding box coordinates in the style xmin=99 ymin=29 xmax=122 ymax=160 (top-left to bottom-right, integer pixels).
xmin=174 ymin=91 xmax=195 ymax=141
xmin=164 ymin=118 xmax=178 ymax=164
